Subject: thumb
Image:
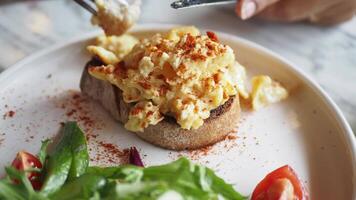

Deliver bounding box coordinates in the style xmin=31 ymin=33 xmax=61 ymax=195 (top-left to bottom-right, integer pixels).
xmin=235 ymin=0 xmax=280 ymax=20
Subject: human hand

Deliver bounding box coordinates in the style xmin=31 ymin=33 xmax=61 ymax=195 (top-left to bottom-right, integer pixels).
xmin=235 ymin=0 xmax=356 ymax=25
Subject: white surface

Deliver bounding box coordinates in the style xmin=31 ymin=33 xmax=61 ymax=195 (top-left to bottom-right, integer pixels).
xmin=0 ymin=0 xmax=355 ymax=134
xmin=0 ymin=24 xmax=355 ymax=199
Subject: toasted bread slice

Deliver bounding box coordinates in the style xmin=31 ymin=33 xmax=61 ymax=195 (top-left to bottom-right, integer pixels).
xmin=80 ymin=59 xmax=240 ymax=150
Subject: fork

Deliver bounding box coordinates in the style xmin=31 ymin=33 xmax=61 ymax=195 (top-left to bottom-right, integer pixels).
xmin=73 ymin=0 xmax=97 ymax=15
xmin=171 ymin=0 xmax=236 ymax=9
xmin=74 ymin=0 xmax=236 ymax=14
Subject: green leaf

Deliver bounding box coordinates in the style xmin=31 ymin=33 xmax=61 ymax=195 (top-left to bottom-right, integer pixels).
xmin=5 ymin=167 xmax=34 ymax=195
xmin=88 ymin=158 xmax=247 ymax=200
xmin=1 ymin=121 xmax=245 ymax=200
xmin=0 ymin=180 xmax=27 ymax=200
xmin=142 ymin=157 xmax=247 ymax=200
xmin=1 ymin=167 xmax=48 ymax=200
xmin=206 ymin=167 xmax=247 ymax=200
xmin=50 ymin=174 xmax=106 ymax=200
xmin=105 ymin=181 xmax=169 ymax=200
xmin=66 ymin=122 xmax=89 ymax=180
xmin=40 ymin=147 xmax=72 ymax=196
xmin=38 ymin=139 xmax=51 ymax=165
xmin=41 ymin=122 xmax=89 ymax=196
xmin=40 ymin=124 xmax=74 ymax=195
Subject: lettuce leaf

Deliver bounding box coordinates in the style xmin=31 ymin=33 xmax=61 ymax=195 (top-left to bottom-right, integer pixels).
xmin=87 ymin=157 xmax=247 ymax=200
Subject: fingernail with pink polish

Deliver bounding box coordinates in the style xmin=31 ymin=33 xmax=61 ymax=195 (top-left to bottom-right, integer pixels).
xmin=241 ymin=1 xmax=256 ymax=20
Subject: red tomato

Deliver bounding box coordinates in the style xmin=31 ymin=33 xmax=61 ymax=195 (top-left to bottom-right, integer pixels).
xmin=11 ymin=151 xmax=43 ymax=190
xmin=251 ymin=165 xmax=309 ymax=200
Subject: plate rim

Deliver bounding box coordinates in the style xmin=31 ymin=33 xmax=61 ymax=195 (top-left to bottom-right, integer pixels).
xmin=1 ymin=23 xmax=355 ymax=194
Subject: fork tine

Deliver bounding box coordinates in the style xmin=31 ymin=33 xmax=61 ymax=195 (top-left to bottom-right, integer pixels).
xmin=73 ymin=0 xmax=97 ymax=15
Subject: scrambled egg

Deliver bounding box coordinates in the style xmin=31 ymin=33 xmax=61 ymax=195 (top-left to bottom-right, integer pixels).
xmin=87 ymin=34 xmax=138 ymax=64
xmin=89 ymin=27 xmax=248 ymax=132
xmin=251 ymin=75 xmax=288 ymax=110
xmin=91 ymin=0 xmax=141 ymax=36
xmin=87 ymin=27 xmax=288 ymax=132
xmin=125 ymin=101 xmax=163 ymax=131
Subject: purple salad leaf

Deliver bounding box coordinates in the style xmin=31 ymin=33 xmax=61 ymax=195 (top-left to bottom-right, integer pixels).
xmin=129 ymin=147 xmax=144 ymax=167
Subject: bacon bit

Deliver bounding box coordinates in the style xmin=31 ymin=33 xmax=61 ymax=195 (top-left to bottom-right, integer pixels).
xmin=162 ymin=62 xmax=176 ymax=80
xmin=114 ymin=61 xmax=128 ymax=78
xmin=156 ymin=50 xmax=164 ymax=57
xmin=203 ymin=78 xmax=212 ymax=90
xmin=182 ymin=98 xmax=192 ymax=105
xmin=213 ymin=73 xmax=221 ymax=83
xmin=148 ymin=45 xmax=158 ymax=52
xmin=194 ymin=106 xmax=199 ymax=113
xmin=190 ymin=53 xmax=206 ymax=61
xmin=138 ymin=81 xmax=151 ymax=89
xmin=182 ymin=34 xmax=196 ymax=51
xmin=206 ymin=42 xmax=215 ymax=51
xmin=219 ymin=48 xmax=227 ymax=54
xmin=131 ymin=106 xmax=143 ymax=115
xmin=146 ymin=111 xmax=153 ymax=117
xmin=207 ymin=51 xmax=213 ymax=57
xmin=157 ymin=74 xmax=165 ymax=80
xmin=159 ymin=85 xmax=169 ymax=96
xmin=206 ymin=42 xmax=216 ymax=56
xmin=207 ymin=31 xmax=219 ymax=42
xmin=176 ymin=63 xmax=188 ymax=75
xmin=155 ymin=42 xmax=168 ymax=53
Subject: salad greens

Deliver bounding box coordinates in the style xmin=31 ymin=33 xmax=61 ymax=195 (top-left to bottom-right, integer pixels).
xmin=41 ymin=121 xmax=89 ymax=195
xmin=0 ymin=122 xmax=247 ymax=200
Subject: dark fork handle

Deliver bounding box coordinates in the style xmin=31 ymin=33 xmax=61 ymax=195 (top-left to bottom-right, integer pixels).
xmin=171 ymin=0 xmax=236 ymax=9
xmin=73 ymin=0 xmax=97 ymax=15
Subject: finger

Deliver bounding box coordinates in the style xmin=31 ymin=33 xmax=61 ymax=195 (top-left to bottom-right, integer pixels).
xmin=235 ymin=0 xmax=280 ymax=20
xmin=256 ymin=0 xmax=321 ymax=22
xmin=309 ymin=1 xmax=356 ymax=25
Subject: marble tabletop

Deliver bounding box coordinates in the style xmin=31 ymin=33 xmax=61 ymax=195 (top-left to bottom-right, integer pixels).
xmin=0 ymin=0 xmax=355 ymax=133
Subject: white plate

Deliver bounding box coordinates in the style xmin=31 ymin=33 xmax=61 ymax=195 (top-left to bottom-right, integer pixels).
xmin=0 ymin=24 xmax=355 ymax=199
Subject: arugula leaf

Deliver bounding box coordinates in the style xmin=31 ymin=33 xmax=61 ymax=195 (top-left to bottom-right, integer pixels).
xmin=87 ymin=166 xmax=143 ymax=183
xmin=50 ymin=174 xmax=106 ymax=200
xmin=100 ymin=180 xmax=169 ymax=200
xmin=87 ymin=158 xmax=247 ymax=200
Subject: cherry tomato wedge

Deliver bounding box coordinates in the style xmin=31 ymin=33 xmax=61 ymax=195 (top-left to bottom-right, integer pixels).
xmin=11 ymin=151 xmax=43 ymax=190
xmin=251 ymin=165 xmax=309 ymax=200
